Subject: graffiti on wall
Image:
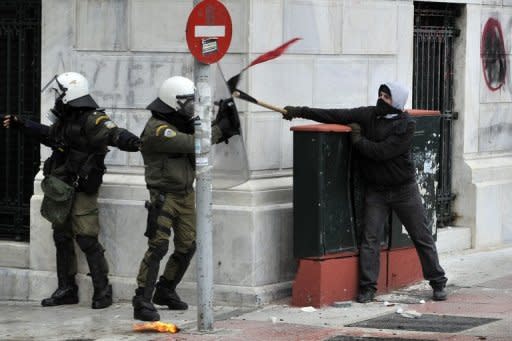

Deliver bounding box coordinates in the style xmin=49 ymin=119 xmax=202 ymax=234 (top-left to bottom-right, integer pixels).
xmin=481 ymin=17 xmax=507 ymax=91
xmin=479 ymin=15 xmax=512 ymax=152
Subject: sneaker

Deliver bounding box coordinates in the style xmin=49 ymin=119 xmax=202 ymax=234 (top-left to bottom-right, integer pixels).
xmin=356 ymin=288 xmax=376 ymax=303
xmin=433 ymin=286 xmax=447 ymax=301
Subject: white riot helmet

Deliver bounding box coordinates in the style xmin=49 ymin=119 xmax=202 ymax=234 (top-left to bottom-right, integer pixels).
xmin=147 ymin=76 xmax=195 ymax=115
xmin=42 ymin=72 xmax=98 ymax=109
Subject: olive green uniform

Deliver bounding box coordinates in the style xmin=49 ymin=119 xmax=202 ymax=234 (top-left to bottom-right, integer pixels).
xmin=136 ymin=117 xmax=223 ymax=293
xmin=39 ymin=110 xmax=139 ymax=302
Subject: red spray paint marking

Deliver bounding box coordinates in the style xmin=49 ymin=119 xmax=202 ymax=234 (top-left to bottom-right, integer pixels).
xmin=481 ymin=18 xmax=507 ymax=91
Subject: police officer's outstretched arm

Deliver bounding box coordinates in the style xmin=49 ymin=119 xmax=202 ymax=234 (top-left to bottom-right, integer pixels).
xmin=2 ymin=114 xmax=57 ymax=148
xmin=112 ymin=128 xmax=141 ymax=151
xmin=83 ymin=112 xmax=141 ymax=151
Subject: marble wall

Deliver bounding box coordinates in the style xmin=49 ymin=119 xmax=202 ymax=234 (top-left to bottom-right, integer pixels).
xmin=30 ymin=0 xmax=415 ymax=304
xmin=3 ymin=0 xmax=511 ymax=304
xmin=452 ymin=4 xmax=512 ymax=248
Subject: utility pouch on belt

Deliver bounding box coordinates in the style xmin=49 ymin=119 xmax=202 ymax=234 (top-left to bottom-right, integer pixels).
xmin=66 ymin=149 xmax=106 ymax=194
xmin=144 ymin=194 xmax=164 ymax=239
xmin=77 ymin=153 xmax=106 ymax=194
xmin=40 ymin=175 xmax=75 ymax=225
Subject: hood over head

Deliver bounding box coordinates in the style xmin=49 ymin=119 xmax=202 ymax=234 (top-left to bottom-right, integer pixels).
xmin=379 ymin=81 xmax=409 ymax=111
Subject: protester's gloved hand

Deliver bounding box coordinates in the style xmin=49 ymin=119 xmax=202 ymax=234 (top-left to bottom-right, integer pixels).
xmin=348 ymin=123 xmax=362 ymax=144
xmin=2 ymin=114 xmax=25 ymax=129
xmin=214 ymin=98 xmax=240 ymax=142
xmin=283 ymin=106 xmax=302 ymax=121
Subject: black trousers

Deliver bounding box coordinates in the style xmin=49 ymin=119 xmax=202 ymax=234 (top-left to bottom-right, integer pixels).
xmin=359 ymin=182 xmax=447 ymax=291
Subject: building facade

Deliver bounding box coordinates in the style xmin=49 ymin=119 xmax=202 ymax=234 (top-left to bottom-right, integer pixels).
xmin=1 ymin=0 xmax=511 ymax=305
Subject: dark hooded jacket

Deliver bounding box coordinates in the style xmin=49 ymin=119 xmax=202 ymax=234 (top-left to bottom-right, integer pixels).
xmin=291 ymin=82 xmax=416 ymax=188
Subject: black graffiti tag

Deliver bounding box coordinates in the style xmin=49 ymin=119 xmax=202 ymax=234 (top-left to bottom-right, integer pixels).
xmin=481 ymin=18 xmax=507 ymax=91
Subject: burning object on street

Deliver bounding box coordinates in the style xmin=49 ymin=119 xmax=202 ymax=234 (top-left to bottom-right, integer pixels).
xmin=133 ymin=321 xmax=180 ymax=333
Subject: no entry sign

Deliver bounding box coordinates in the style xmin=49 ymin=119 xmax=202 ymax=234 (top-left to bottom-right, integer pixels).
xmin=186 ymin=0 xmax=232 ymax=64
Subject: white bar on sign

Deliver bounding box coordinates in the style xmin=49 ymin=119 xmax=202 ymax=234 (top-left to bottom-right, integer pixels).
xmin=195 ymin=25 xmax=225 ymax=37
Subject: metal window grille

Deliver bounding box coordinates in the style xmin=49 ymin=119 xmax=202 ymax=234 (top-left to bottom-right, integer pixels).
xmin=0 ymin=0 xmax=41 ymax=241
xmin=413 ymin=2 xmax=460 ymax=227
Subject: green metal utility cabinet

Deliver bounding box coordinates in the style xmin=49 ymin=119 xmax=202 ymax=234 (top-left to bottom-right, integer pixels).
xmin=290 ymin=124 xmax=356 ymax=258
xmin=390 ymin=110 xmax=441 ymax=248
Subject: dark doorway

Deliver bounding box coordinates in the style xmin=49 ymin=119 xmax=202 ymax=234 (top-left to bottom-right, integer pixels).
xmin=413 ymin=2 xmax=460 ymax=227
xmin=0 ymin=0 xmax=41 ymax=241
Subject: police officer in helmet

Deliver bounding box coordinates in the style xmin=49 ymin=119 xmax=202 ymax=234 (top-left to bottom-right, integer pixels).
xmin=3 ymin=72 xmax=141 ymax=309
xmin=132 ymin=76 xmax=240 ymax=321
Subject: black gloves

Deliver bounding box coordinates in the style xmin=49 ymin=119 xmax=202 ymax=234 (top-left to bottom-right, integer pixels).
xmin=116 ymin=130 xmax=142 ymax=151
xmin=348 ymin=123 xmax=362 ymax=144
xmin=283 ymin=106 xmax=303 ymax=121
xmin=2 ymin=114 xmax=25 ymax=129
xmin=213 ymin=98 xmax=241 ymax=142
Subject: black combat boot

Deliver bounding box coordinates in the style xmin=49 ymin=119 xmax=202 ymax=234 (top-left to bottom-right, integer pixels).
xmin=153 ymin=277 xmax=188 ymax=310
xmin=91 ymin=284 xmax=113 ymax=309
xmin=43 ymin=232 xmax=79 ymax=307
xmin=133 ymin=287 xmax=160 ymax=321
xmin=41 ymin=276 xmax=79 ymax=307
xmin=75 ymin=235 xmax=113 ymax=309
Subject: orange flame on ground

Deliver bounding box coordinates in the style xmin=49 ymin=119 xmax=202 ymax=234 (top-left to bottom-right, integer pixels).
xmin=133 ymin=321 xmax=180 ymax=333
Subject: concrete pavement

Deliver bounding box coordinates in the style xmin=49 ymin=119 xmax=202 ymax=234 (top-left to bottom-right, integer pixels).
xmin=1 ymin=245 xmax=512 ymax=341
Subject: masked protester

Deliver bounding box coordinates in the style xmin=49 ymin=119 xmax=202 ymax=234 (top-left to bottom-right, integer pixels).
xmin=283 ymin=81 xmax=448 ymax=303
xmin=132 ymin=76 xmax=240 ymax=321
xmin=2 ymin=72 xmax=141 ymax=309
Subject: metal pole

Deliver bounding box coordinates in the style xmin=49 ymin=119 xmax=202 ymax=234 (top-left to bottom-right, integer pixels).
xmin=193 ymin=0 xmax=214 ymax=331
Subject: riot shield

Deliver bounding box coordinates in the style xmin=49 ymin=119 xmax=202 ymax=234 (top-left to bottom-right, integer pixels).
xmin=211 ymin=64 xmax=249 ymax=189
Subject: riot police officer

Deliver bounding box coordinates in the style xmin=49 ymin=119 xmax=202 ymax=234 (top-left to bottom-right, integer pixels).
xmin=2 ymin=72 xmax=141 ymax=309
xmin=132 ymin=76 xmax=240 ymax=321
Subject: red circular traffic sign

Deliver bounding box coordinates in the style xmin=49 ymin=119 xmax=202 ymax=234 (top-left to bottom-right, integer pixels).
xmin=186 ymin=0 xmax=232 ymax=64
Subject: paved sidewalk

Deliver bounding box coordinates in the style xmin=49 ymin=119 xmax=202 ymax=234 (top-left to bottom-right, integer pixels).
xmin=1 ymin=246 xmax=512 ymax=340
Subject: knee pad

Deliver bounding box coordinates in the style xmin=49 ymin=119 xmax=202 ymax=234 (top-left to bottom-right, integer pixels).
xmin=188 ymin=241 xmax=197 ymax=256
xmin=172 ymin=241 xmax=196 ymax=266
xmin=76 ymin=235 xmax=104 ymax=255
xmin=53 ymin=231 xmax=73 ymax=245
xmin=150 ymin=241 xmax=169 ymax=261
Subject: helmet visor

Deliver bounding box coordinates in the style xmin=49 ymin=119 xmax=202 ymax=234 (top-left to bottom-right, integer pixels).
xmin=41 ymin=75 xmax=66 ymax=102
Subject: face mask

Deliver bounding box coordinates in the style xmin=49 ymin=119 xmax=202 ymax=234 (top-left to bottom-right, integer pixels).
xmin=51 ymin=98 xmax=72 ymax=120
xmin=376 ymin=98 xmax=390 ymax=108
xmin=177 ymin=98 xmax=195 ymax=119
xmin=376 ymin=98 xmax=403 ymax=118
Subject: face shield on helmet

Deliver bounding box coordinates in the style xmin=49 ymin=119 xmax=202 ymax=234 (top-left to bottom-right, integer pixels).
xmin=147 ymin=76 xmax=195 ymax=119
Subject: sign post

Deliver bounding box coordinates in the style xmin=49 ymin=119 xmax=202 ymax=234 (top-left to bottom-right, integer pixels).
xmin=186 ymin=0 xmax=232 ymax=332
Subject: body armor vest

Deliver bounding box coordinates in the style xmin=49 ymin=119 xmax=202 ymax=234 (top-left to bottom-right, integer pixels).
xmin=44 ymin=111 xmax=107 ymax=193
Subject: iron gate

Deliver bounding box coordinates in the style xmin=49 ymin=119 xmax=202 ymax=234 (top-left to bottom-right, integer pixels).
xmin=0 ymin=0 xmax=41 ymax=241
xmin=413 ymin=2 xmax=460 ymax=227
